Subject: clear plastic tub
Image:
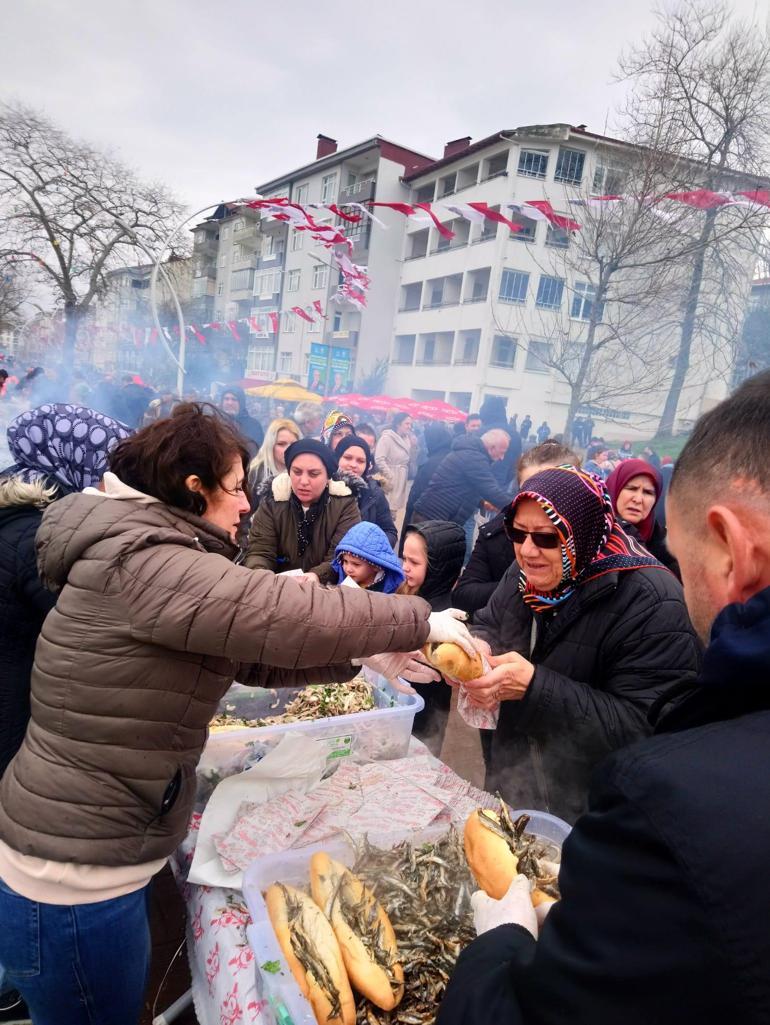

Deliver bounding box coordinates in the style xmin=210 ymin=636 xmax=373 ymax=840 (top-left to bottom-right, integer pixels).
xmin=204 ymin=675 xmax=425 ymax=770
xmin=242 ymin=813 xmax=571 ymax=1025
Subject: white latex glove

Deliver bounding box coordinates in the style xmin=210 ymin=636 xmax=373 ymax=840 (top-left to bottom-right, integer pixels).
xmin=471 ymin=875 xmax=538 ymax=939
xmin=400 ymin=655 xmax=441 ymax=685
xmin=354 ymin=651 xmax=416 ymax=682
xmin=535 ymin=897 xmax=557 ymax=929
xmin=427 ymin=608 xmax=477 ymax=658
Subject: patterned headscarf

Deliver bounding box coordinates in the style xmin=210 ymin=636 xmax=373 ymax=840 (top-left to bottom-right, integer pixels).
xmin=507 ymin=465 xmax=661 ymax=613
xmin=4 ymin=403 xmax=132 ymax=495
xmin=321 ymin=410 xmax=355 ymax=446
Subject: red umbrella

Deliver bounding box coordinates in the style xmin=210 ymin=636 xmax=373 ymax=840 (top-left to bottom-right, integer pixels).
xmin=354 ymin=395 xmax=413 ymax=414
xmin=326 ymin=393 xmax=367 ymax=406
xmin=409 ymin=399 xmax=468 ymax=422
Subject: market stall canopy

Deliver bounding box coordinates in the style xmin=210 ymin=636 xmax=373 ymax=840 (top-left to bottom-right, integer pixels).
xmin=245 ymin=379 xmax=323 ymax=402
xmin=408 ymin=399 xmax=468 ymax=422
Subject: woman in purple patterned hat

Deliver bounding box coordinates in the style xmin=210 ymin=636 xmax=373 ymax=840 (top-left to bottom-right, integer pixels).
xmin=463 ymin=465 xmax=701 ymax=822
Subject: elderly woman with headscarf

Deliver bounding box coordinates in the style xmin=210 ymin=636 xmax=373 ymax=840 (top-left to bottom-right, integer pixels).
xmin=244 ymin=438 xmax=361 ymax=582
xmin=334 ymin=434 xmax=397 ymax=547
xmin=321 ymin=409 xmax=356 ymax=450
xmin=0 ymin=404 xmax=132 ymax=777
xmin=606 ymin=458 xmax=680 ymax=577
xmin=464 ymin=466 xmax=700 ymax=822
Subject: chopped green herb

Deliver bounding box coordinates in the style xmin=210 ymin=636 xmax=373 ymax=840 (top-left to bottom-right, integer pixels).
xmin=261 ymin=959 xmax=282 ymax=975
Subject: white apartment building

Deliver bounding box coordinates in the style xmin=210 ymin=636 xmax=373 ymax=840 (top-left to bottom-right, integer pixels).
xmin=387 ymin=124 xmax=757 ymax=436
xmin=192 ymin=134 xmax=434 ymax=389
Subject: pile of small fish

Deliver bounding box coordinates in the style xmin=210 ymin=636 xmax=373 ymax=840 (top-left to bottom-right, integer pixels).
xmin=350 ymin=828 xmax=476 ymax=1025
xmin=256 ymin=679 xmax=375 ymax=725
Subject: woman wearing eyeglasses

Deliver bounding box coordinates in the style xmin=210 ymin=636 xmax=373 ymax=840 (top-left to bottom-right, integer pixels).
xmin=464 ymin=465 xmax=700 ymax=823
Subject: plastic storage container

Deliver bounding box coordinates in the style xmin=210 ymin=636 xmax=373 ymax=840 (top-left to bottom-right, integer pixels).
xmin=243 ymin=813 xmax=571 ymax=1025
xmin=205 ymin=676 xmax=424 ymax=769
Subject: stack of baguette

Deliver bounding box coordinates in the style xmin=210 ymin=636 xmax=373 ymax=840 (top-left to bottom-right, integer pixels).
xmin=266 ymin=853 xmax=403 ymax=1025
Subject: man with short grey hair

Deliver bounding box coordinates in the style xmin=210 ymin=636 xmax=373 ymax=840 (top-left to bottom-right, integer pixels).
xmin=438 ymin=370 xmax=770 ymax=1025
xmin=411 ymin=427 xmax=511 ymax=526
xmin=293 ymin=401 xmax=323 ymax=439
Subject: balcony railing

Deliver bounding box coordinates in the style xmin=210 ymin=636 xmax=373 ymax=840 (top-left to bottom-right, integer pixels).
xmin=416 ymin=358 xmax=451 ymax=366
xmin=422 ymin=299 xmax=460 ymax=310
xmin=463 ymin=294 xmax=488 ymax=304
xmin=430 ymin=239 xmax=468 ymax=255
xmin=398 ymin=303 xmax=421 ymax=313
xmin=404 ymin=251 xmax=428 ymax=261
xmin=339 ymin=177 xmax=376 ymax=197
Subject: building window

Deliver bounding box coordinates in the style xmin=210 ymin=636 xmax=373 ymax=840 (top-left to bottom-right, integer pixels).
xmin=283 ymin=311 xmax=296 ymax=333
xmin=295 ymin=183 xmax=309 ymax=205
xmin=249 ymin=345 xmax=275 ymax=373
xmin=517 ymin=150 xmax=549 ymax=179
xmin=291 ymin=230 xmax=304 ymax=251
xmin=484 ymin=152 xmax=508 ymax=179
xmin=217 ymin=282 xmax=224 ymax=296
xmin=308 ymin=314 xmax=320 ymax=333
xmin=221 ymin=224 xmax=231 ymax=240
xmin=592 ymin=164 xmax=626 ymax=195
xmin=231 ymin=268 xmax=253 ymax=291
xmin=130 ymin=278 xmax=149 ymax=290
xmin=321 ymin=174 xmax=337 ymax=203
xmin=509 ymin=214 xmax=537 ymax=242
xmin=219 ymin=252 xmax=228 ymax=268
xmin=287 ymin=269 xmax=300 ymax=292
xmin=491 ymin=335 xmax=517 ymax=368
xmin=414 ymin=183 xmax=435 ymax=204
xmin=499 ymin=269 xmax=529 ymax=304
xmin=312 ymin=264 xmax=328 ymax=289
xmin=279 ymin=351 xmax=293 ymax=373
xmin=571 ymin=282 xmax=605 ymax=321
xmin=255 ymin=270 xmax=280 ymax=297
xmin=545 ymin=223 xmax=570 ymax=248
xmin=554 ymin=147 xmax=585 ymax=185
xmin=393 ymin=334 xmax=415 ymax=364
xmin=262 ymin=234 xmax=276 ymax=260
xmin=535 ymin=275 xmax=565 ymax=310
xmin=456 ymin=330 xmax=480 ymax=364
xmin=232 ymin=244 xmax=242 ymax=262
xmin=525 ymin=339 xmax=553 ymax=372
xmin=333 ymin=311 xmax=342 ymax=331
xmin=439 ymin=173 xmax=456 ymax=197
xmin=233 ymin=218 xmax=243 ymax=232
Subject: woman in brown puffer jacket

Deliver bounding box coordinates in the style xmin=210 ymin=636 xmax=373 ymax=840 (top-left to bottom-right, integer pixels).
xmin=244 ymin=437 xmax=360 ymax=582
xmin=0 ymin=404 xmax=474 ymax=1025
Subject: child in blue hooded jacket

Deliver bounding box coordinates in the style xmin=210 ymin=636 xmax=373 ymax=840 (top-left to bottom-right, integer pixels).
xmin=332 ymin=521 xmax=405 ymax=594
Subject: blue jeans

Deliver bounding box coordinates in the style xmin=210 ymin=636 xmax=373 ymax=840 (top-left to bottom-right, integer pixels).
xmin=0 ymin=877 xmax=151 ymax=1025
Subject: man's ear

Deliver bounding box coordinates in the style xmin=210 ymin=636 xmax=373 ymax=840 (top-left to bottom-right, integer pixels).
xmin=706 ymin=505 xmax=762 ymax=605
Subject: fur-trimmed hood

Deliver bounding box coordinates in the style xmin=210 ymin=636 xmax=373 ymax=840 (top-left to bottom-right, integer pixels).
xmin=0 ymin=475 xmax=57 ymax=511
xmin=258 ymin=471 xmax=353 ymax=503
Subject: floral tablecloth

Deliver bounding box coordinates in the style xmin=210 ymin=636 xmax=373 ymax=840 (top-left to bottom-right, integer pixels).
xmin=173 ymin=813 xmax=267 ymax=1025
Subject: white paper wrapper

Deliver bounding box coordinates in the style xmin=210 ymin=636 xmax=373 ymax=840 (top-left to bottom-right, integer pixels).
xmin=457 ymin=654 xmax=499 ymax=730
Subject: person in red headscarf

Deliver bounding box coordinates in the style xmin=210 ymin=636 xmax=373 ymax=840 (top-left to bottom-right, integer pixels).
xmin=606 ymin=458 xmax=679 ymax=577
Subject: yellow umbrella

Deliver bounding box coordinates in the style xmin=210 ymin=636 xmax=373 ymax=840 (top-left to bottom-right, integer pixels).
xmin=245 ymin=378 xmax=323 ymax=402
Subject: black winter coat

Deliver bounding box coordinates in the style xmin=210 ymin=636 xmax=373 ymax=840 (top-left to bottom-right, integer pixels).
xmin=473 ymin=562 xmax=701 ymax=822
xmin=413 ymin=435 xmax=512 ymax=525
xmin=622 ymin=517 xmax=681 ymax=579
xmin=402 ymin=439 xmax=452 ymax=543
xmin=344 ymin=474 xmax=397 ymax=548
xmin=438 ymin=585 xmax=770 ymax=1025
xmin=0 ymin=483 xmax=56 ymax=776
xmin=452 ymin=512 xmax=514 ymax=616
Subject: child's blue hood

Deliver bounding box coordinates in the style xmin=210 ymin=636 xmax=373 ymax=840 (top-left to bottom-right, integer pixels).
xmin=332 ymin=520 xmax=404 ymax=594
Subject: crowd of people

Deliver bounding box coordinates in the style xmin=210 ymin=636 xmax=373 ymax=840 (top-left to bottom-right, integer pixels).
xmin=0 ymin=359 xmax=768 ymax=1024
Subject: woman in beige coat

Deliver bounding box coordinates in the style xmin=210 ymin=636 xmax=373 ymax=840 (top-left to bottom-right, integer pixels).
xmin=375 ymin=412 xmax=417 ymax=517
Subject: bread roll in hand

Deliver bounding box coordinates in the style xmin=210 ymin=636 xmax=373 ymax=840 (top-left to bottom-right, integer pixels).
xmin=464 ymin=809 xmax=519 ymax=900
xmin=422 ymin=642 xmax=484 ymax=682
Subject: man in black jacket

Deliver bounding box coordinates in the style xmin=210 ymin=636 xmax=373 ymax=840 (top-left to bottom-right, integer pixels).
xmin=401 ymin=422 xmax=452 ymax=551
xmin=412 ymin=430 xmax=512 ymax=526
xmin=438 ymin=371 xmax=770 ymax=1025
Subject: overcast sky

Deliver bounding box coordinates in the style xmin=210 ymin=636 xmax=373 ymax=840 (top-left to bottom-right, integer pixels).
xmin=1 ymin=0 xmax=765 ymax=217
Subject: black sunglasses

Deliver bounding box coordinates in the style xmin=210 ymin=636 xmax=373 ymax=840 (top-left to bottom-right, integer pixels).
xmin=504 ymin=523 xmax=561 ymax=550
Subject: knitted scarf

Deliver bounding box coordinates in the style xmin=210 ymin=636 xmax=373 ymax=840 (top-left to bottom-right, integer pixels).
xmin=510 ymin=466 xmax=661 ymax=614
xmin=291 ymin=492 xmax=324 ymax=557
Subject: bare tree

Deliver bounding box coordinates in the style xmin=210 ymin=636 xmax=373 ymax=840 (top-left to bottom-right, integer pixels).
xmin=0 ymin=101 xmax=186 ymax=367
xmin=0 ymin=258 xmax=27 ymax=332
xmin=617 ymin=0 xmax=770 ymax=435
